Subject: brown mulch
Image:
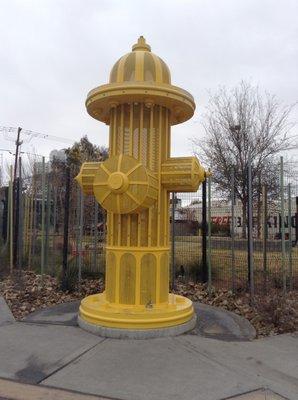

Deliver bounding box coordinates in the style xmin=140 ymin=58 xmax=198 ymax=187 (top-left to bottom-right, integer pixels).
xmin=0 ymin=271 xmax=297 ymax=338
xmin=0 ymin=271 xmax=103 ymax=321
xmin=175 ymin=281 xmax=298 ymax=338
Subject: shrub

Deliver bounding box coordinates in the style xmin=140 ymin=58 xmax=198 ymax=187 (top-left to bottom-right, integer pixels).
xmin=175 ymin=260 xmax=218 ymax=283
xmin=57 ymin=256 xmax=78 ymax=292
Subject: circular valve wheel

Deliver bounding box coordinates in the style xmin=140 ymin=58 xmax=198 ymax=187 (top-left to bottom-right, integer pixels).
xmin=93 ymin=154 xmax=157 ymax=214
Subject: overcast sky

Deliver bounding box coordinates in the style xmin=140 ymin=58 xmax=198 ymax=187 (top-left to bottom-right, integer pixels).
xmin=1 ymin=0 xmax=297 ymax=168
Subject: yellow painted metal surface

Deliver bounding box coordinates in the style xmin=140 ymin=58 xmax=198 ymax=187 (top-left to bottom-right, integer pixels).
xmin=77 ymin=36 xmax=206 ymax=330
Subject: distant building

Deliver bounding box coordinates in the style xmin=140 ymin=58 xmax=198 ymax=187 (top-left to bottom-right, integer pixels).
xmin=173 ymin=196 xmax=297 ymax=239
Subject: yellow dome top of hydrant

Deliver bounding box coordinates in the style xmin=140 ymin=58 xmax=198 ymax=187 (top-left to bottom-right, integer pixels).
xmin=109 ymin=36 xmax=171 ymax=85
xmin=86 ymin=36 xmax=195 ymax=125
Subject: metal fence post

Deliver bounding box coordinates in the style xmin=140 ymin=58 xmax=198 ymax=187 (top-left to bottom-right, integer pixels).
xmin=9 ymin=165 xmax=13 ymax=273
xmin=280 ymin=156 xmax=286 ymax=294
xmin=247 ymin=153 xmax=254 ymax=300
xmin=75 ymin=187 xmax=80 ymax=270
xmin=61 ymin=165 xmax=70 ymax=291
xmin=13 ymin=173 xmax=19 ymax=269
xmin=27 ymin=188 xmax=34 ymax=270
xmin=201 ymin=177 xmax=207 ymax=282
xmin=2 ymin=188 xmax=8 ymax=246
xmin=44 ymin=171 xmax=51 ymax=274
xmin=78 ymin=190 xmax=84 ymax=292
xmin=18 ymin=157 xmax=23 ymax=273
xmin=295 ymin=196 xmax=298 ymax=246
xmin=23 ymin=193 xmax=27 ymax=259
xmin=231 ymin=167 xmax=236 ymax=293
xmin=171 ymin=192 xmax=176 ymax=290
xmin=93 ymin=200 xmax=99 ymax=272
xmin=41 ymin=156 xmax=46 ymax=284
xmin=262 ymin=185 xmax=268 ymax=292
xmin=32 ymin=168 xmax=37 ymax=262
xmin=53 ymin=187 xmax=58 ymax=234
xmin=207 ymin=174 xmax=212 ymax=292
xmin=29 ymin=166 xmax=37 ymax=268
xmin=287 ymin=183 xmax=293 ymax=290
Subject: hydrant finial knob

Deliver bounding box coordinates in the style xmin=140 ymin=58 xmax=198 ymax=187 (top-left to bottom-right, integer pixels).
xmin=132 ymin=36 xmax=151 ymax=52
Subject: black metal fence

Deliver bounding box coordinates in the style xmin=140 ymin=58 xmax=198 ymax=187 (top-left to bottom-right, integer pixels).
xmin=0 ymin=156 xmax=297 ymax=297
xmin=171 ymin=159 xmax=298 ymax=295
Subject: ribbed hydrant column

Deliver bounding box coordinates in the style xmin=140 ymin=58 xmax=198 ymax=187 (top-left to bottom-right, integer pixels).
xmin=105 ymin=103 xmax=171 ymax=306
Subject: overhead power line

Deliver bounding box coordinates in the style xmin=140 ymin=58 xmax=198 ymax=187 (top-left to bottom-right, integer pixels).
xmin=0 ymin=126 xmax=73 ymax=183
xmin=0 ymin=126 xmax=74 ymax=145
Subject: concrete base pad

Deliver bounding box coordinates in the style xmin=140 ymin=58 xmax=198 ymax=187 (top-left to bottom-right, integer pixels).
xmin=0 ymin=296 xmax=15 ymax=327
xmin=24 ymin=300 xmax=256 ymax=341
xmin=192 ymin=303 xmax=256 ymax=341
xmin=78 ymin=314 xmax=197 ymax=339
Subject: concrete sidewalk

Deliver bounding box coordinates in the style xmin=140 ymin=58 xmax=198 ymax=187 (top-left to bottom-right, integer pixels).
xmin=0 ymin=298 xmax=297 ymax=400
xmin=0 ymin=378 xmax=114 ymax=400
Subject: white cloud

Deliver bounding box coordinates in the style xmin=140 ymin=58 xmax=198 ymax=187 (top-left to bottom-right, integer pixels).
xmin=0 ymin=0 xmax=297 ymax=163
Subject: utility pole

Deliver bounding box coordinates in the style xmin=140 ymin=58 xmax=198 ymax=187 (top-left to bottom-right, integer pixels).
xmin=12 ymin=127 xmax=22 ymax=269
xmin=13 ymin=127 xmax=22 ymax=182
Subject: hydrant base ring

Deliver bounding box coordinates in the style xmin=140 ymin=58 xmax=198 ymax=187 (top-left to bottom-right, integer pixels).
xmin=78 ymin=293 xmax=196 ymax=338
xmin=78 ymin=314 xmax=197 ymax=339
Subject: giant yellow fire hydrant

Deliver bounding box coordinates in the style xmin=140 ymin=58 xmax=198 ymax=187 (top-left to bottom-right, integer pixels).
xmin=76 ymin=37 xmax=205 ymax=338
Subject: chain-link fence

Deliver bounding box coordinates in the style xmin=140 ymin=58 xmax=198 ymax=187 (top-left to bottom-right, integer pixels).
xmin=0 ymin=157 xmax=106 ymax=290
xmin=171 ymin=157 xmax=298 ymax=295
xmin=0 ymin=156 xmax=297 ymax=297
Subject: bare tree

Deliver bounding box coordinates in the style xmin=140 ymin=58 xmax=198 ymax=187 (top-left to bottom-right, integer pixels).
xmin=192 ymin=81 xmax=296 ymax=238
xmin=51 ymin=136 xmax=108 ymax=235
